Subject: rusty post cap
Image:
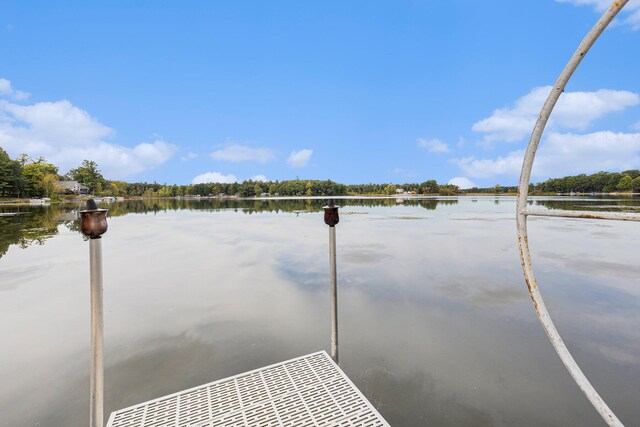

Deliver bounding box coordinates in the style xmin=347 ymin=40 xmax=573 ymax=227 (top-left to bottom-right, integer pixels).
xmin=323 ymin=199 xmax=340 ymax=227
xmin=79 ymin=199 xmax=108 ymax=239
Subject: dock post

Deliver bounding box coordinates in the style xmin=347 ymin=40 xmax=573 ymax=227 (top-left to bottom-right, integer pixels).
xmin=80 ymin=199 xmax=109 ymax=427
xmin=323 ymin=199 xmax=340 ymax=364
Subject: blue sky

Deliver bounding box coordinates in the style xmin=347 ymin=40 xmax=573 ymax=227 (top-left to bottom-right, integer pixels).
xmin=1 ymin=0 xmax=639 ymax=188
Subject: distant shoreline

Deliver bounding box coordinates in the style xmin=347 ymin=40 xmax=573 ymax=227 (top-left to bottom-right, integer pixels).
xmin=1 ymin=192 xmax=637 ymax=207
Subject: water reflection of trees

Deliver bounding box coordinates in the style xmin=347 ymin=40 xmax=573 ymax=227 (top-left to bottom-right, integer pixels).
xmin=0 ymin=198 xmax=460 ymax=257
xmin=12 ymin=196 xmax=639 ymax=257
xmin=6 ymin=196 xmax=638 ymax=258
xmin=4 ymin=196 xmax=638 ymax=258
xmin=102 ymin=197 xmax=459 ymax=216
xmin=535 ymin=196 xmax=640 ymax=212
xmin=0 ymin=205 xmax=77 ymax=258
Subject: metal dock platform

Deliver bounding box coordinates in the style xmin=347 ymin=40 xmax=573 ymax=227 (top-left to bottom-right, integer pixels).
xmin=106 ymin=351 xmax=389 ymax=427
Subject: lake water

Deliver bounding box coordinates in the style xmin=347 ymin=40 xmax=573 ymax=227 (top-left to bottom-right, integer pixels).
xmin=0 ymin=196 xmax=638 ymax=426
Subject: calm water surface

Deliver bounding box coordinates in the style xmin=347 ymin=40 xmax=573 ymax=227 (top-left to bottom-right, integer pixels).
xmin=0 ymin=196 xmax=638 ymax=426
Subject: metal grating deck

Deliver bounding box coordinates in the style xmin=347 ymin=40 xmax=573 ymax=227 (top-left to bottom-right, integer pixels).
xmin=106 ymin=351 xmax=390 ymax=427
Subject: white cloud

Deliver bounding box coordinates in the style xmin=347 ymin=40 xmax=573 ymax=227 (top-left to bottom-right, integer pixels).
xmin=210 ymin=143 xmax=275 ymax=163
xmin=0 ymin=79 xmax=12 ymax=94
xmin=417 ymin=137 xmax=449 ymax=153
xmin=448 ymin=177 xmax=478 ymax=189
xmin=58 ymin=140 xmax=177 ymax=177
xmin=0 ymin=99 xmax=113 ymax=144
xmin=0 ymin=78 xmax=30 ymax=100
xmin=454 ymin=151 xmax=524 ymax=179
xmin=537 ymin=131 xmax=640 ymax=176
xmin=181 ymin=152 xmax=198 ymax=162
xmin=627 ymin=9 xmax=640 ymax=30
xmin=472 ymin=86 xmax=639 ymax=144
xmin=555 ymin=0 xmax=640 ymax=30
xmin=553 ymin=89 xmax=639 ymax=128
xmin=455 ymin=131 xmax=640 ymax=179
xmin=0 ymin=95 xmax=177 ymax=178
xmin=632 ymin=121 xmax=640 ymax=131
xmin=287 ymin=148 xmax=313 ymax=167
xmin=191 ymin=171 xmax=238 ymax=184
xmin=251 ymin=175 xmax=268 ymax=182
xmin=130 ymin=141 xmax=176 ymax=168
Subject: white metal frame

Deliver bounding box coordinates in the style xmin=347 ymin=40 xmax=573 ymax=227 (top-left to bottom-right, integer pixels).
xmin=516 ymin=1 xmax=633 ymax=425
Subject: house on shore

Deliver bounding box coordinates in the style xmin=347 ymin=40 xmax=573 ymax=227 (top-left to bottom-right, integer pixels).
xmin=58 ymin=181 xmax=89 ymax=195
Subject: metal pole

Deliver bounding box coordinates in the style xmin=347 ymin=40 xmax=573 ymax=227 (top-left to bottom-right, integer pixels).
xmin=323 ymin=199 xmax=340 ymax=364
xmin=79 ymin=199 xmax=108 ymax=427
xmin=329 ymin=225 xmax=338 ymax=364
xmin=89 ymin=237 xmax=104 ymax=427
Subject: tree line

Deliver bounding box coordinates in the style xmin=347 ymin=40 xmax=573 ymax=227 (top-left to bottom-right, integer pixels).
xmin=2 ymin=146 xmax=639 ymax=199
xmin=0 ymin=148 xmax=106 ymax=198
xmin=533 ymin=170 xmax=640 ymax=193
xmin=0 ymin=148 xmax=463 ymax=198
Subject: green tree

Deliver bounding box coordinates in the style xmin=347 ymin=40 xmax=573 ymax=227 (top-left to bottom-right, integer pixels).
xmin=238 ymin=181 xmax=255 ymax=197
xmin=39 ymin=173 xmax=63 ymax=198
xmin=438 ymin=184 xmax=460 ymax=196
xmin=420 ymin=180 xmax=439 ymax=195
xmin=604 ymin=173 xmax=623 ymax=193
xmin=633 ymin=176 xmax=640 ymax=193
xmin=67 ymin=160 xmax=105 ymax=194
xmin=22 ymin=160 xmax=59 ymax=197
xmin=0 ymin=148 xmax=25 ymax=197
xmin=106 ymin=180 xmax=128 ymax=196
xmin=157 ymin=185 xmax=172 ymax=197
xmin=616 ymin=175 xmax=633 ymax=191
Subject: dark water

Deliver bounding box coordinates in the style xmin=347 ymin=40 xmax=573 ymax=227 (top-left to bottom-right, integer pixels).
xmin=0 ymin=196 xmax=638 ymax=426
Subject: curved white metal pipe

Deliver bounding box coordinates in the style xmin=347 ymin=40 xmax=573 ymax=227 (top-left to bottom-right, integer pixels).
xmin=526 ymin=209 xmax=640 ymax=222
xmin=516 ymin=1 xmax=628 ymax=425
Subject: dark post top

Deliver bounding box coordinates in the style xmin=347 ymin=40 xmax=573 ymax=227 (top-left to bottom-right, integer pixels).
xmin=323 ymin=199 xmax=340 ymax=227
xmin=79 ymin=199 xmax=109 ymax=239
